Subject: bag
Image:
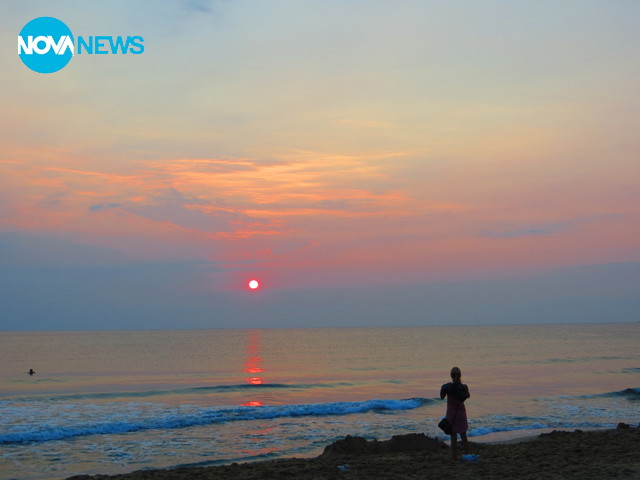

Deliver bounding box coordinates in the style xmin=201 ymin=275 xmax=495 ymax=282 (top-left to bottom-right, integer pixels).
xmin=438 ymin=417 xmax=452 ymax=434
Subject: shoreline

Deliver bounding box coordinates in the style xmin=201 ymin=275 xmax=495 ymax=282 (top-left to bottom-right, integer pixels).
xmin=67 ymin=425 xmax=640 ymax=480
xmin=469 ymin=425 xmax=613 ymax=444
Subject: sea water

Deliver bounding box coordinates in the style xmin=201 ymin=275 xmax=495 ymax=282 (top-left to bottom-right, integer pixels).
xmin=0 ymin=323 xmax=638 ymax=480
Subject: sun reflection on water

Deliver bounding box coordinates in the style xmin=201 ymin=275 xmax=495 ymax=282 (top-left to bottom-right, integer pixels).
xmin=241 ymin=330 xmax=265 ymax=407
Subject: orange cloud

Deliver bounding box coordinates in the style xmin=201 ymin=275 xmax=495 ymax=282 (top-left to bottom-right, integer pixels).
xmin=2 ymin=138 xmax=637 ymax=290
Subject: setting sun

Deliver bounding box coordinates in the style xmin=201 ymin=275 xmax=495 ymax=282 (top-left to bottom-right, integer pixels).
xmin=248 ymin=279 xmax=260 ymax=290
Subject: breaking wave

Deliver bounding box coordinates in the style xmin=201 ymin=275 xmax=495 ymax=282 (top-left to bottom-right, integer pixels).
xmin=0 ymin=397 xmax=433 ymax=445
xmin=580 ymin=388 xmax=640 ymax=401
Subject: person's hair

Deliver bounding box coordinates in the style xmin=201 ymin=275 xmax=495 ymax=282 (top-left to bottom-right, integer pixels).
xmin=450 ymin=366 xmax=462 ymax=383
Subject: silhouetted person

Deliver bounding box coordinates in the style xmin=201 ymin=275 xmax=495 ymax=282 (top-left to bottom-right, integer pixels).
xmin=28 ymin=369 xmax=35 ymax=376
xmin=440 ymin=366 xmax=470 ymax=460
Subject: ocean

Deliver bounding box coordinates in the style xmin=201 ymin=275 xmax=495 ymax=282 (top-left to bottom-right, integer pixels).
xmin=0 ymin=323 xmax=638 ymax=480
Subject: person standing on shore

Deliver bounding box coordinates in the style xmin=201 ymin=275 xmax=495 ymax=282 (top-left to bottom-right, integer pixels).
xmin=440 ymin=366 xmax=470 ymax=460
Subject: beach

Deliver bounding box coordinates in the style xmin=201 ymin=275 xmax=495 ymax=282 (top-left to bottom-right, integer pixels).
xmin=2 ymin=325 xmax=638 ymax=480
xmin=65 ymin=426 xmax=640 ymax=480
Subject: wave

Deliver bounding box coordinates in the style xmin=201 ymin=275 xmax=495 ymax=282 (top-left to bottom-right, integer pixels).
xmin=462 ymin=389 xmax=640 ymax=438
xmin=468 ymin=421 xmax=617 ymax=438
xmin=621 ymin=367 xmax=640 ymax=374
xmin=466 ymin=410 xmax=637 ymax=438
xmin=0 ymin=397 xmax=433 ymax=445
xmin=503 ymin=355 xmax=636 ymax=366
xmin=606 ymin=387 xmax=640 ymax=400
xmin=580 ymin=388 xmax=640 ymax=401
xmin=0 ymin=382 xmax=358 ymax=403
xmin=470 ymin=424 xmax=551 ymax=437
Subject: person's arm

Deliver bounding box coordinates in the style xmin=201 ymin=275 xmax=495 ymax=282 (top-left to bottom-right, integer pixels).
xmin=440 ymin=383 xmax=448 ymax=400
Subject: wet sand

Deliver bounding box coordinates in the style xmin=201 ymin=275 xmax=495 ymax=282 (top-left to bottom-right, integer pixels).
xmin=67 ymin=425 xmax=640 ymax=480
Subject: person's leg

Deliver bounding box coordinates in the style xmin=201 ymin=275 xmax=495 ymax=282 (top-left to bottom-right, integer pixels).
xmin=450 ymin=433 xmax=457 ymax=460
xmin=460 ymin=432 xmax=469 ymax=454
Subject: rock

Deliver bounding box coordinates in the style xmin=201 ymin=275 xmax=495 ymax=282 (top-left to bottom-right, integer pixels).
xmin=322 ymin=433 xmax=443 ymax=456
xmin=617 ymin=422 xmax=630 ymax=430
xmin=384 ymin=433 xmax=442 ymax=453
xmin=322 ymin=435 xmax=374 ymax=455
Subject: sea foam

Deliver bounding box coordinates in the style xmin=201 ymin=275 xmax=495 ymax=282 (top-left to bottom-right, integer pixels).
xmin=0 ymin=397 xmax=431 ymax=445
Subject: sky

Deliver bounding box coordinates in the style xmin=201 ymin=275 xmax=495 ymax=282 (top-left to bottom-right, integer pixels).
xmin=1 ymin=1 xmax=639 ymax=330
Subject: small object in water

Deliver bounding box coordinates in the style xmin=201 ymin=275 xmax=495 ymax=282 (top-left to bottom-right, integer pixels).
xmin=28 ymin=369 xmax=35 ymax=376
xmin=337 ymin=464 xmax=350 ymax=472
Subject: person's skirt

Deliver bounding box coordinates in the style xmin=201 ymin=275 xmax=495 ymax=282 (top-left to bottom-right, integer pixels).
xmin=446 ymin=402 xmax=468 ymax=434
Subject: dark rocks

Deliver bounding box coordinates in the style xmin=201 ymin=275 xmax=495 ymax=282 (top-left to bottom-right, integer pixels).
xmin=322 ymin=433 xmax=443 ymax=456
xmin=384 ymin=433 xmax=443 ymax=453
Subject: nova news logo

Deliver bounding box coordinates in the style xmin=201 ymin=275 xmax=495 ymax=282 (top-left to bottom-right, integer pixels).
xmin=18 ymin=17 xmax=144 ymax=74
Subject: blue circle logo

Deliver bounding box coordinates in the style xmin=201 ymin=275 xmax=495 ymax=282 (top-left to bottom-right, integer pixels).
xmin=18 ymin=17 xmax=74 ymax=74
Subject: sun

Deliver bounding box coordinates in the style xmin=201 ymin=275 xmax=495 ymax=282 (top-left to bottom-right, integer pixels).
xmin=248 ymin=279 xmax=260 ymax=290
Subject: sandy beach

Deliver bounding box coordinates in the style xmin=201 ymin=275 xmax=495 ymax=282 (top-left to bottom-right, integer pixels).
xmin=67 ymin=425 xmax=640 ymax=480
